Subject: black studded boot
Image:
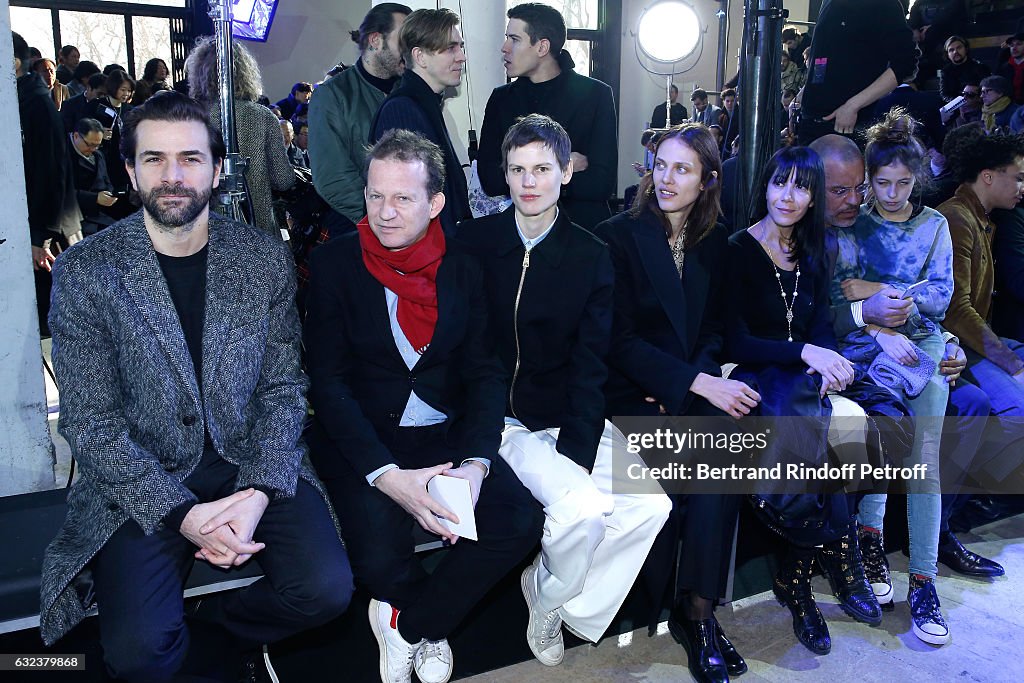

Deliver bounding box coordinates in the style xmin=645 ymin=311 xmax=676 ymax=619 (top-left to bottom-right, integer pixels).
xmin=817 ymin=530 xmax=883 ymax=625
xmin=773 ymin=546 xmax=831 ymax=655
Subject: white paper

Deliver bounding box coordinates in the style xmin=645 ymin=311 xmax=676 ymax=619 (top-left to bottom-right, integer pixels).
xmin=427 ymin=474 xmax=478 ymax=541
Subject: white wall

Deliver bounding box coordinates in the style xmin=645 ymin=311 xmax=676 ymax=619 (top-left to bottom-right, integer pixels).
xmin=1 ymin=0 xmax=59 ymax=496
xmin=244 ymin=0 xmax=368 ymax=101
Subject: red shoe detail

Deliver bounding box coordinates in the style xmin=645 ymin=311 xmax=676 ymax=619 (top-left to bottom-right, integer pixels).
xmin=390 ymin=606 xmax=400 ymax=631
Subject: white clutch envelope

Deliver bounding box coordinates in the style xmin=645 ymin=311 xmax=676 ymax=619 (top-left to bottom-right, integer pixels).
xmin=427 ymin=474 xmax=478 ymax=541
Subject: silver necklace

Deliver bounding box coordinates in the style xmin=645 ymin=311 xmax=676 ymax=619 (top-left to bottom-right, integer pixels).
xmin=760 ymin=225 xmax=800 ymax=342
xmin=669 ymin=224 xmax=687 ymax=276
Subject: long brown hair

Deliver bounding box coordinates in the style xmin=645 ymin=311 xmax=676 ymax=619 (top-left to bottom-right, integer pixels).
xmin=630 ymin=123 xmax=722 ymax=248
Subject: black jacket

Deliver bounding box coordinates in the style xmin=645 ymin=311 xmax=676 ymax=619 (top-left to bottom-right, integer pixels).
xmin=477 ymin=52 xmax=618 ymax=229
xmin=595 ymin=210 xmax=727 ymax=418
xmin=304 ymin=233 xmax=506 ymax=480
xmin=370 ymin=70 xmax=471 ymax=236
xmin=19 ymin=73 xmax=79 ymax=246
xmin=939 ymin=58 xmax=991 ymax=102
xmin=872 ymin=85 xmax=946 ymax=150
xmin=67 ymin=136 xmax=115 ymax=233
xmin=458 ymin=208 xmax=613 ymax=470
xmin=61 ymin=93 xmax=88 ymax=133
xmin=993 ymin=206 xmax=1024 ymax=342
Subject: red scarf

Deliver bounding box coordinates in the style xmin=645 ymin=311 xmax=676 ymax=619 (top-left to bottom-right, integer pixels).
xmin=358 ymin=216 xmax=446 ymax=354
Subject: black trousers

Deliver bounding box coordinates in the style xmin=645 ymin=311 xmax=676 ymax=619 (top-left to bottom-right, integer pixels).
xmin=92 ymin=451 xmax=353 ymax=682
xmin=318 ymin=423 xmax=544 ymax=642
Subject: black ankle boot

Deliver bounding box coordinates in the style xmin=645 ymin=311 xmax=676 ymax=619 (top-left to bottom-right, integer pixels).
xmin=668 ymin=611 xmax=729 ymax=683
xmin=817 ymin=532 xmax=883 ymax=625
xmin=713 ymin=618 xmax=747 ymax=676
xmin=773 ymin=551 xmax=831 ymax=655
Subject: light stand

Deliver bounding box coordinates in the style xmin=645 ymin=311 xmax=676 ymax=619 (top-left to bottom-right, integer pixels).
xmin=208 ymin=0 xmax=249 ymax=223
xmin=635 ymin=1 xmax=703 ymax=131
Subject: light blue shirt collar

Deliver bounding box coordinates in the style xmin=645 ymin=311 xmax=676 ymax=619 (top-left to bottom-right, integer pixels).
xmin=515 ymin=208 xmax=559 ymax=251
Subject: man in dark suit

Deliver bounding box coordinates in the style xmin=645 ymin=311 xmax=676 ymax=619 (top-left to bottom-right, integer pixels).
xmin=304 ymin=129 xmax=543 ymax=683
xmin=67 ymin=117 xmax=118 ymax=235
xmin=370 ymin=8 xmax=471 ymax=236
xmin=477 ymin=2 xmax=618 ymax=229
xmin=40 ymin=92 xmax=353 ymax=681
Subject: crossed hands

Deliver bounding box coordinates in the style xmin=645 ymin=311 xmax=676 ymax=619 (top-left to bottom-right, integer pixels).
xmin=179 ymin=488 xmax=270 ymax=568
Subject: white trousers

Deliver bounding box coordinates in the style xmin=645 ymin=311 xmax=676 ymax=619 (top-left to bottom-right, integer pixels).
xmin=499 ymin=420 xmax=671 ymax=642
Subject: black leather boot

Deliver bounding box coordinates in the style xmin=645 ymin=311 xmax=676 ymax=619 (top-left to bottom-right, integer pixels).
xmin=713 ymin=618 xmax=747 ymax=676
xmin=817 ymin=532 xmax=883 ymax=625
xmin=773 ymin=549 xmax=831 ymax=655
xmin=668 ymin=611 xmax=729 ymax=683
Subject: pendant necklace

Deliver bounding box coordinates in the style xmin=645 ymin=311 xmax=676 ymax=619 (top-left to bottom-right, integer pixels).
xmin=761 ymin=225 xmax=800 ymax=342
xmin=669 ymin=223 xmax=687 ymax=276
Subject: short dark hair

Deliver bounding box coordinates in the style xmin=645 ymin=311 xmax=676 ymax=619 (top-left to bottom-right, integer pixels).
xmin=75 ymin=118 xmax=104 ymax=137
xmin=721 ymin=88 xmax=737 ymax=99
xmin=291 ymin=81 xmax=313 ymax=95
xmin=782 ymin=28 xmax=799 ymax=42
xmin=121 ymin=91 xmax=226 ymax=166
xmin=399 ymin=8 xmax=461 ymax=66
xmin=11 ymin=32 xmax=29 ymax=63
xmin=981 ymin=75 xmax=1011 ymax=97
xmin=691 ymin=88 xmax=708 ymax=102
xmin=365 ymin=128 xmax=446 ymax=197
xmin=105 ymin=69 xmax=136 ymax=98
xmin=501 ymin=113 xmax=571 ymax=171
xmin=103 ymin=63 xmax=128 ymax=76
xmin=72 ymin=60 xmax=101 ymax=83
xmin=670 ymin=84 xmax=679 ymax=94
xmin=59 ymin=45 xmax=78 ymax=59
xmin=142 ymin=58 xmax=169 ymax=82
xmin=943 ymin=124 xmax=1024 ymax=183
xmin=87 ymin=73 xmax=107 ymax=91
xmin=753 ymin=146 xmax=827 ymax=273
xmin=351 ymin=3 xmax=412 ymax=51
xmin=1010 ymin=32 xmax=1024 ymax=44
xmin=507 ymin=3 xmax=567 ymax=56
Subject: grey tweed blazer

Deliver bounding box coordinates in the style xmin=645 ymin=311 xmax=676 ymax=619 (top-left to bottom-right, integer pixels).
xmin=40 ymin=210 xmax=328 ymax=645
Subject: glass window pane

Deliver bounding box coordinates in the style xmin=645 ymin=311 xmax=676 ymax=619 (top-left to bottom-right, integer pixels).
xmin=132 ymin=16 xmax=173 ymax=80
xmin=11 ymin=7 xmax=55 ymax=61
xmin=565 ymin=39 xmax=591 ymax=77
xmin=60 ymin=11 xmax=129 ymax=75
xmin=505 ymin=0 xmax=599 ymax=30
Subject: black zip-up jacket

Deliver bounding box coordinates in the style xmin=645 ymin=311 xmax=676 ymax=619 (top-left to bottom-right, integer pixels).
xmin=458 ymin=207 xmax=613 ymax=470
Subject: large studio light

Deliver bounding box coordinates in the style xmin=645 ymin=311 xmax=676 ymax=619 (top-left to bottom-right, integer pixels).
xmin=636 ymin=1 xmax=701 ymax=64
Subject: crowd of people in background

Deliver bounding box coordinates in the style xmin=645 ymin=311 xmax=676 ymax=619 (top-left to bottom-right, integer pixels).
xmin=13 ymin=1 xmax=1024 ymax=683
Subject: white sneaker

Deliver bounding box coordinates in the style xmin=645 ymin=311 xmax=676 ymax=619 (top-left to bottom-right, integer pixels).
xmin=521 ymin=558 xmax=564 ymax=666
xmin=413 ymin=639 xmax=453 ymax=683
xmin=368 ymin=599 xmax=418 ymax=683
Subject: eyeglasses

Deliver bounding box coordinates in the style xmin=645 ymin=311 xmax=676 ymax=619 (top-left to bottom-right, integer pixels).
xmin=961 ymin=91 xmax=980 ymax=98
xmin=827 ymin=183 xmax=869 ymax=199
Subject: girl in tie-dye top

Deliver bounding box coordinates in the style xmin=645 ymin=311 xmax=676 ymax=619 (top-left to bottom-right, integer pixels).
xmin=830 ymin=107 xmax=954 ymax=647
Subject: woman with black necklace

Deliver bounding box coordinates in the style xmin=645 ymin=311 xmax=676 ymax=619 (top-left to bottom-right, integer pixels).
xmin=725 ymin=147 xmax=881 ymax=656
xmin=597 ymin=124 xmax=754 ymax=683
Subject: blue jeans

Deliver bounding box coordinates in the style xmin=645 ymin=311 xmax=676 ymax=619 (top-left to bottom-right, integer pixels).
xmin=858 ymin=333 xmax=947 ymax=579
xmin=963 ymin=337 xmax=1024 ymax=416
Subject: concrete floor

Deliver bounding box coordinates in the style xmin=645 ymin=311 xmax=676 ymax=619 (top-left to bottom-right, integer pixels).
xmin=467 ymin=514 xmax=1024 ymax=683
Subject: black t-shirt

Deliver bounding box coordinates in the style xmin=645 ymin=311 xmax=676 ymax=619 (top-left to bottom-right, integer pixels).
xmin=357 ymin=59 xmax=398 ymax=95
xmin=156 ymin=245 xmax=208 ymax=389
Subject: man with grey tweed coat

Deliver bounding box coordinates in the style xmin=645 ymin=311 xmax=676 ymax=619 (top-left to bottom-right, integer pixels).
xmin=39 ymin=92 xmax=353 ymax=682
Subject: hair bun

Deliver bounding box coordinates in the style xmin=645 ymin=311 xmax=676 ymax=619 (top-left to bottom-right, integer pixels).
xmin=349 ymin=29 xmax=361 ymax=43
xmin=885 ymin=129 xmax=911 ymax=144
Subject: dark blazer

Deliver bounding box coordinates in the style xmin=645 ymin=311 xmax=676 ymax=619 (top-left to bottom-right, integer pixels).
xmin=61 ymin=93 xmax=88 ymax=133
xmin=993 ymin=205 xmax=1024 ymax=342
xmin=458 ymin=208 xmax=613 ymax=470
xmin=872 ymin=85 xmax=946 ymax=150
xmin=595 ymin=209 xmax=727 ymax=418
xmin=304 ymin=233 xmax=506 ymax=480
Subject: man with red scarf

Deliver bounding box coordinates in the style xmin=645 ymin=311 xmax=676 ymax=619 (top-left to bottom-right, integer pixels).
xmin=304 ymin=129 xmax=543 ymax=683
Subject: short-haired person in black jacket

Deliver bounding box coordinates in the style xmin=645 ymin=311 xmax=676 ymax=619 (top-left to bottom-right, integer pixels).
xmin=304 ymin=129 xmax=543 ymax=683
xmin=477 ymin=3 xmax=618 ymax=230
xmin=67 ymin=117 xmax=118 ymax=235
xmin=370 ymin=8 xmax=471 ymax=236
xmin=797 ymin=0 xmax=917 ymax=144
xmin=595 ymin=124 xmax=752 ymax=683
xmin=458 ymin=115 xmax=670 ymax=668
xmin=939 ymin=35 xmax=991 ymax=103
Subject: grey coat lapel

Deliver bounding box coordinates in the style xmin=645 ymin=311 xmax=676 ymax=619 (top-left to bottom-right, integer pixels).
xmin=202 ymin=217 xmax=248 ymax=393
xmin=119 ymin=216 xmax=202 ymax=408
